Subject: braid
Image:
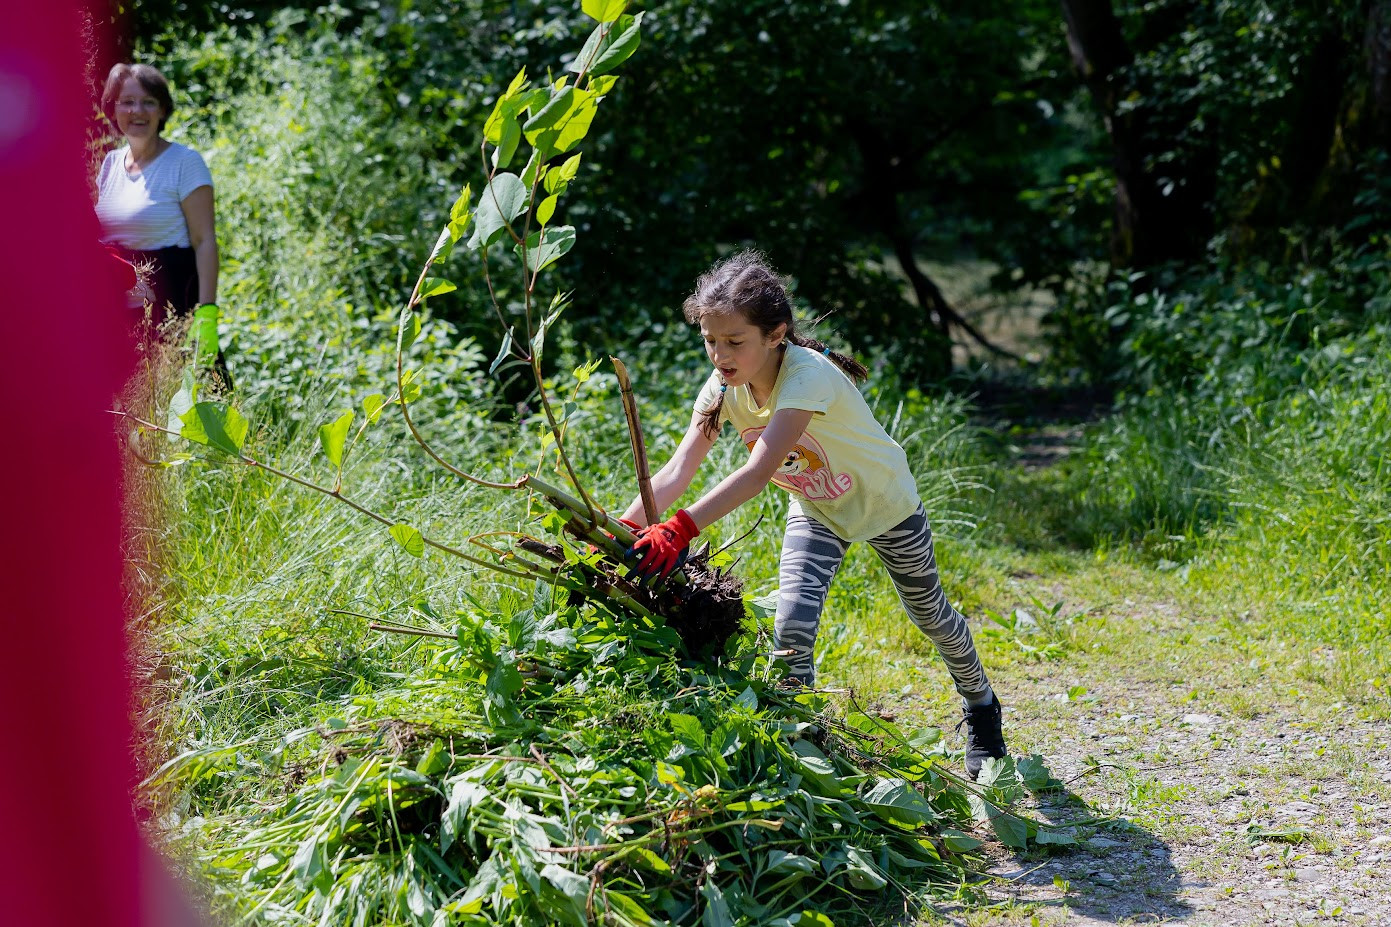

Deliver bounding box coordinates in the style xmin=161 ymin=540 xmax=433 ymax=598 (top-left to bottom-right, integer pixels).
xmin=697 ymin=382 xmax=726 ymax=438
xmin=787 ymin=332 xmax=869 ymax=383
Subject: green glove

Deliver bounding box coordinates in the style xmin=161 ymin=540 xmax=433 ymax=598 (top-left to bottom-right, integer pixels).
xmin=192 ymin=303 xmax=220 ymax=367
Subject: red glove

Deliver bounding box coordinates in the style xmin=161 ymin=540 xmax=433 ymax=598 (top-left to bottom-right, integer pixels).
xmin=628 ymin=509 xmax=699 ymax=581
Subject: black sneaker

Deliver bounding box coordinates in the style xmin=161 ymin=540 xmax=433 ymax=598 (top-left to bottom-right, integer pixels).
xmin=959 ymin=696 xmax=1008 ymax=780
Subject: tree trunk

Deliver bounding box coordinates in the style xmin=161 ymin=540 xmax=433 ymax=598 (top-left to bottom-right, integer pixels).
xmin=1060 ymin=0 xmax=1214 ymax=268
xmin=1361 ymin=0 xmax=1391 ymax=150
xmin=1300 ymin=1 xmax=1391 ymax=232
xmin=845 ymin=118 xmax=1026 ymax=378
xmin=1232 ymin=27 xmax=1350 ymax=246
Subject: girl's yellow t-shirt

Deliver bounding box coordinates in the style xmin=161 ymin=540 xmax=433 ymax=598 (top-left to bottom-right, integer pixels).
xmin=693 ymin=345 xmax=921 ymax=542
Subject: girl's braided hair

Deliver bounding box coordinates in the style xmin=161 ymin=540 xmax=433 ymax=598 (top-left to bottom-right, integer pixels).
xmin=683 ymin=250 xmax=868 ymax=438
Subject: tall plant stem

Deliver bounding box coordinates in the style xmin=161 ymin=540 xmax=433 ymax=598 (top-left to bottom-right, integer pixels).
xmin=611 ymin=356 xmax=658 ymax=525
xmin=395 ymin=272 xmax=522 ymax=491
xmin=116 ymin=412 xmax=532 ymax=580
xmin=523 ymin=474 xmax=636 ymax=547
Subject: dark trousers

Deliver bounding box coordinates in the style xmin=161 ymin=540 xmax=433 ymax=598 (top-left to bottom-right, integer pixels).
xmin=118 ymin=245 xmax=199 ymax=329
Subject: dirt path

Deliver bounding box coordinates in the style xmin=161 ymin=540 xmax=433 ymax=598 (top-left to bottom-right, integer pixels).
xmin=911 ymin=419 xmax=1391 ymax=925
xmin=953 ymin=618 xmax=1391 ymax=926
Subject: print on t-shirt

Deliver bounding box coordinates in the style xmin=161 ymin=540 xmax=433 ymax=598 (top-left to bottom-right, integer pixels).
xmin=741 ymin=426 xmax=853 ymax=501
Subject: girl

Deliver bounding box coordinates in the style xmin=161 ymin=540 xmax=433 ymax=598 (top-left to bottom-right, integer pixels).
xmin=623 ymin=251 xmax=1007 ymax=779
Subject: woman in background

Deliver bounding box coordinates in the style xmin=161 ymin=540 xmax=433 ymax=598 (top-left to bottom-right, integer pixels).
xmin=95 ymin=62 xmax=218 ymax=330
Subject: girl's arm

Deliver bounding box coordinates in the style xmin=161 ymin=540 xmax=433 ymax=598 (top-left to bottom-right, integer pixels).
xmin=684 ymin=407 xmax=813 ymax=530
xmin=181 ymin=185 xmax=219 ymax=305
xmin=620 ymin=408 xmax=718 ymax=526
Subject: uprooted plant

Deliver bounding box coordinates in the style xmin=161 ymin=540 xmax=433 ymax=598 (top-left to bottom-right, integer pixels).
xmin=123 ymin=4 xmax=1085 ymax=923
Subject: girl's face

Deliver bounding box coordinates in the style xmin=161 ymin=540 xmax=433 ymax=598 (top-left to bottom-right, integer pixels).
xmin=113 ymin=76 xmax=165 ymax=143
xmin=699 ymin=310 xmax=788 ymax=392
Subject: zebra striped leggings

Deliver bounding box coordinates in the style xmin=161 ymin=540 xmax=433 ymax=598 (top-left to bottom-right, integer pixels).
xmin=774 ymin=504 xmax=991 ymax=700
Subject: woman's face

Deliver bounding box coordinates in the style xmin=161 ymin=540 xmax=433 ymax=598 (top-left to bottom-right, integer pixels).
xmin=112 ymin=76 xmax=165 ymax=143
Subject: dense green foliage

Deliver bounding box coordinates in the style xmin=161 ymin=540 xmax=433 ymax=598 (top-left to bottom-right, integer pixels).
xmin=130 ymin=9 xmax=1076 ymax=924
xmin=119 ymin=0 xmax=1391 ymax=922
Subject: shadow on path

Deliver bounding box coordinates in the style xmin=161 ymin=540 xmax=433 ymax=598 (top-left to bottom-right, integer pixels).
xmin=937 ymin=782 xmax=1194 ymax=925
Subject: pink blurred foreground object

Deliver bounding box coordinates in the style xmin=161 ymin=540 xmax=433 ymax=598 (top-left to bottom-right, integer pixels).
xmin=0 ymin=2 xmax=148 ymax=924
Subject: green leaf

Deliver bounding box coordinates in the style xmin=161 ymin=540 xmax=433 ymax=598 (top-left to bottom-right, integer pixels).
xmin=698 ymin=879 xmax=734 ymax=927
xmin=166 ymin=368 xmax=196 ymax=436
xmin=734 ymin=686 xmax=758 ymax=711
xmin=1035 ymin=827 xmax=1077 ymax=846
xmin=468 ymin=173 xmax=529 ymax=250
xmin=440 ymin=779 xmax=488 ymax=854
xmin=317 ymin=410 xmax=354 ymax=469
xmin=625 ymin=847 xmax=671 ymax=874
xmin=522 ymin=86 xmax=581 ymax=158
xmin=485 ymin=660 xmax=523 ymax=704
xmin=399 ymin=311 xmax=422 ymax=350
xmin=363 ymin=394 xmax=386 ymax=424
xmin=987 ymin=810 xmax=1030 ymax=849
xmin=179 ymin=402 xmax=248 ymax=456
xmin=489 ymin=328 xmax=515 ymax=376
xmin=747 ymin=590 xmax=779 ymax=619
xmin=977 ymin=755 xmax=1024 ymax=803
xmin=390 ymin=523 xmax=425 ymax=557
xmin=789 ymin=739 xmax=844 ymax=796
xmin=419 ymin=278 xmax=457 ymax=300
xmin=605 ymin=893 xmax=662 ymax=927
xmin=483 ymin=74 xmax=528 ymax=145
xmin=861 ymin=777 xmax=937 ymax=827
xmin=399 ymin=368 xmax=423 ymax=403
xmin=515 ymin=225 xmax=576 ymax=273
xmin=1017 ymin=753 xmax=1062 ymax=793
xmin=536 ymin=193 xmax=559 ymax=226
xmin=538 ymin=864 xmax=589 ymax=927
xmin=520 ymin=149 xmax=545 ymax=189
xmin=581 ymin=0 xmax=626 ymax=23
xmin=655 ymin=761 xmax=685 ymax=790
xmin=843 ymin=846 xmax=887 ymax=891
xmin=792 ymin=913 xmax=834 ymax=927
xmin=668 ymin=713 xmax=705 ymax=748
xmin=493 ymin=117 xmax=521 ymax=169
xmin=765 ymin=850 xmax=815 ymax=878
xmin=554 ymin=93 xmax=599 ymax=153
xmin=447 ymin=184 xmax=472 ymax=240
xmin=573 ymin=357 xmax=600 ymax=383
xmin=530 ymin=297 xmax=567 ymax=359
xmin=416 ymin=738 xmax=448 ymax=776
xmin=449 ymin=183 xmax=472 ymax=224
xmin=940 ymin=828 xmax=984 ymax=852
xmin=454 ymin=856 xmax=503 ymax=915
xmin=1245 ymin=823 xmax=1309 ymax=845
xmin=571 ymin=12 xmax=644 ymax=78
xmin=543 ymin=153 xmax=582 ymax=194
xmin=428 ymin=226 xmax=454 ymax=265
xmin=290 ymin=834 xmax=323 ymax=889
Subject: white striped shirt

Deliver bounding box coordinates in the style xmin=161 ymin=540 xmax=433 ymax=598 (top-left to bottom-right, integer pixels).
xmin=95 ymin=142 xmax=212 ymax=250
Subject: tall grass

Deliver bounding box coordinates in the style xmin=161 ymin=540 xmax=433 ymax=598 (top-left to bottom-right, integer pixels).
xmin=1007 ymin=325 xmax=1391 ymax=709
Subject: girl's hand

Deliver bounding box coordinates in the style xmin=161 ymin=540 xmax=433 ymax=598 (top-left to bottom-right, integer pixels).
xmin=627 ymin=509 xmax=700 ymax=581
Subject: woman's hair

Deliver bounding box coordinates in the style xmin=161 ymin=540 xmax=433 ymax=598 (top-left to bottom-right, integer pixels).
xmin=101 ymin=63 xmax=174 ymax=132
xmin=683 ymin=249 xmax=868 ymax=438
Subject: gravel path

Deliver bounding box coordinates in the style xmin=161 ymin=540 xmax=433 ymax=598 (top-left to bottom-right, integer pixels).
xmin=925 ymin=590 xmax=1391 ymax=926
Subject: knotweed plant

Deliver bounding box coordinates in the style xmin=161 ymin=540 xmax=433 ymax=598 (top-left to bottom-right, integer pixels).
xmin=124 ymin=3 xmax=1077 ymax=924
